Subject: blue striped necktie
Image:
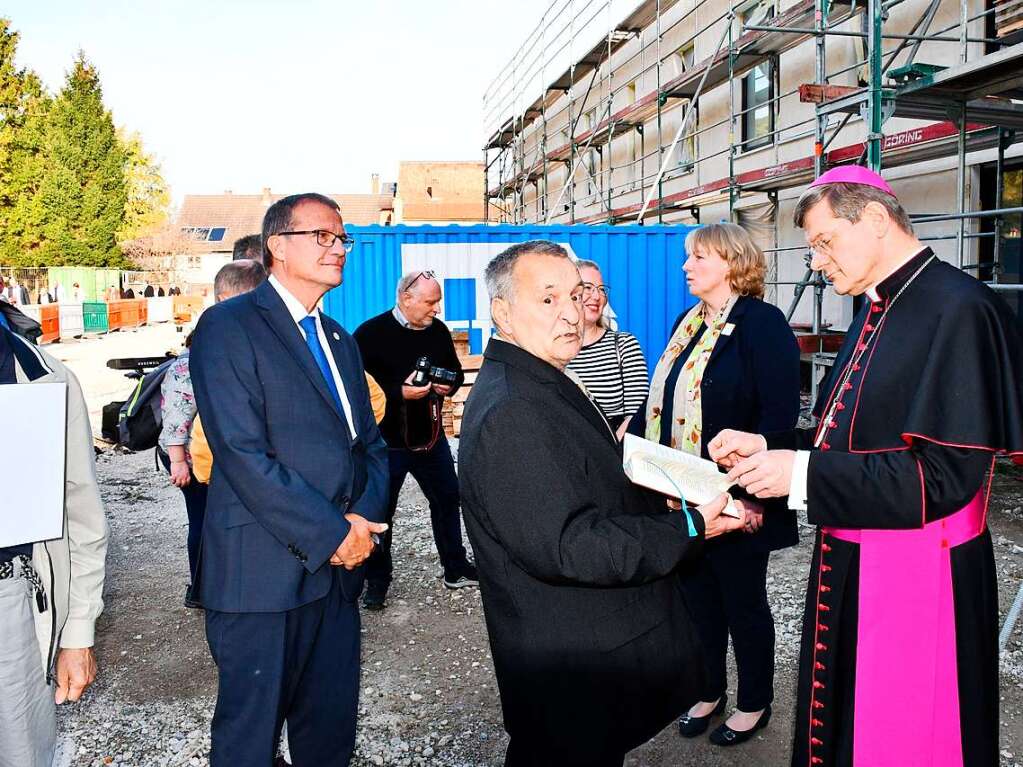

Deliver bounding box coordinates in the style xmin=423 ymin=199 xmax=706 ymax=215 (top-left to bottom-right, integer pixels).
xmin=298 ymin=315 xmax=344 ymax=416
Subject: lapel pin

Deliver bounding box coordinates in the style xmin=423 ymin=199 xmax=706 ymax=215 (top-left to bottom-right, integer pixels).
xmin=722 ymin=322 xmax=735 ymax=336
xmin=332 ymin=332 xmax=341 ymax=341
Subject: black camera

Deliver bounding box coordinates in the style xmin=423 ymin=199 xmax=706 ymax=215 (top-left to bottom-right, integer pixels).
xmin=411 ymin=356 xmax=458 ymax=387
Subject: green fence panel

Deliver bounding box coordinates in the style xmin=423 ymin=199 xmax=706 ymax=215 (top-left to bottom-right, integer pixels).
xmin=82 ymin=301 xmax=109 ymax=333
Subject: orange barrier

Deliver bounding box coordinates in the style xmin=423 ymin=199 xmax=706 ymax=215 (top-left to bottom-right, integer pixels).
xmin=40 ymin=305 xmax=59 ymax=344
xmin=125 ymin=300 xmax=140 ymax=328
xmin=173 ymin=296 xmax=204 ymax=326
xmin=107 ymin=300 xmax=126 ymax=331
xmin=136 ymin=298 xmax=148 ymax=326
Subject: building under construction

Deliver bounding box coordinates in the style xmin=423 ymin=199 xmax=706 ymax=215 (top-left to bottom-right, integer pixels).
xmin=482 ymin=0 xmax=1023 ymax=353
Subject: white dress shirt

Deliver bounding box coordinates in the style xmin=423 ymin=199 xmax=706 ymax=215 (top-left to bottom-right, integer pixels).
xmin=269 ymin=275 xmax=357 ymax=439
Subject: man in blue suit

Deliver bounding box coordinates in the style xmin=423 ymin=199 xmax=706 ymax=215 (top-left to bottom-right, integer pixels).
xmin=190 ymin=192 xmax=388 ymax=767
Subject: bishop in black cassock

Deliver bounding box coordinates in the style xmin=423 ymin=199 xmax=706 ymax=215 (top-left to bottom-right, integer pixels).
xmin=710 ymin=166 xmax=1023 ymax=767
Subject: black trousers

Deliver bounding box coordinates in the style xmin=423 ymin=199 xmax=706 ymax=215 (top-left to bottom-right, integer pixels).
xmin=157 ymin=448 xmax=207 ymax=591
xmin=366 ymin=435 xmax=467 ymax=587
xmin=205 ymin=569 xmax=360 ymax=767
xmin=679 ymin=541 xmax=775 ymax=712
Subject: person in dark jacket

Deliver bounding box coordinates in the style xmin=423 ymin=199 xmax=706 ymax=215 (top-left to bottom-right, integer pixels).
xmin=629 ymin=223 xmax=801 ymax=747
xmin=460 ymin=240 xmax=748 ymax=767
xmin=353 ymin=271 xmax=478 ymax=610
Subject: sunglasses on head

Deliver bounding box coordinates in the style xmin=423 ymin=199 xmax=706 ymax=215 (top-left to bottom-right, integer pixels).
xmin=405 ymin=270 xmax=436 ymax=292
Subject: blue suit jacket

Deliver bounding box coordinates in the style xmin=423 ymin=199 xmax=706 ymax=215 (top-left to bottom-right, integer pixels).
xmin=190 ymin=280 xmax=388 ymax=613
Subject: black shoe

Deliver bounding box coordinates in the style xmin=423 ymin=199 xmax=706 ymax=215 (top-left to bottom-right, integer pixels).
xmin=708 ymin=705 xmax=772 ymax=746
xmin=362 ymin=582 xmax=388 ymax=611
xmin=443 ymin=561 xmax=479 ymax=589
xmin=678 ymin=695 xmax=727 ymax=738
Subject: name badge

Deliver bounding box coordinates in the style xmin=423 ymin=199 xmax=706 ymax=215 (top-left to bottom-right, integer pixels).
xmin=722 ymin=323 xmax=735 ymax=336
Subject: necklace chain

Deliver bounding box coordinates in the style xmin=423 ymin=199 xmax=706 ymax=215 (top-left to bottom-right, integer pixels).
xmin=814 ymin=255 xmax=935 ymax=447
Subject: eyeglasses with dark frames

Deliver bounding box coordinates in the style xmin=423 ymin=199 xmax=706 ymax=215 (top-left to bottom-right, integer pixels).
xmin=404 ymin=270 xmax=436 ymax=292
xmin=581 ymin=282 xmax=611 ymax=298
xmin=277 ymin=230 xmax=356 ymax=253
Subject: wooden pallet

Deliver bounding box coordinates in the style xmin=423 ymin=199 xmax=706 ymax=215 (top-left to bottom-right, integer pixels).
xmin=443 ymin=347 xmax=484 ymax=438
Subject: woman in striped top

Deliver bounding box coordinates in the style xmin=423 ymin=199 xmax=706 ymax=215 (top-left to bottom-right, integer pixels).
xmin=567 ymin=260 xmax=649 ymax=437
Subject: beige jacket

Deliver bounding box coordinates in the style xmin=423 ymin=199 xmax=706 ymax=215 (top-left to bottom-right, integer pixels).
xmin=8 ymin=331 xmax=109 ymax=675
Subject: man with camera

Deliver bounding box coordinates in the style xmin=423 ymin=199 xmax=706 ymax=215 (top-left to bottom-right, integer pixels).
xmin=354 ymin=271 xmax=478 ymax=610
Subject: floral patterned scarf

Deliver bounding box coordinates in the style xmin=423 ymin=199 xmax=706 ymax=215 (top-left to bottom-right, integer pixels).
xmin=645 ymin=295 xmax=737 ymax=454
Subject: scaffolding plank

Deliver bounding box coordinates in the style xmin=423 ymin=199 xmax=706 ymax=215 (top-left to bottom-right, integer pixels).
xmin=895 ymin=41 xmax=1023 ymax=101
xmin=586 ymin=120 xmax=996 ymax=221
xmin=799 ymin=83 xmax=861 ymax=103
xmin=808 ymin=80 xmax=1023 ymax=131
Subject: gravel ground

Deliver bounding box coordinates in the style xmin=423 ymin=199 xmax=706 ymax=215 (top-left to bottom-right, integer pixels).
xmin=37 ymin=327 xmax=1023 ymax=766
xmin=51 ymin=448 xmax=1023 ymax=767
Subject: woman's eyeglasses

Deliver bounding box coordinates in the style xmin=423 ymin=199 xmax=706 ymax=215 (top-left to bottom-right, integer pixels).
xmin=581 ymin=282 xmax=610 ymax=298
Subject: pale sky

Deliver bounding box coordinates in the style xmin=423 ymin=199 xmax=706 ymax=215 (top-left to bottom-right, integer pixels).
xmin=6 ymin=0 xmax=552 ymax=203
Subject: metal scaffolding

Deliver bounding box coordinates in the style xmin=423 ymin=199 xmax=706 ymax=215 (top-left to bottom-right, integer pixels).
xmin=483 ymin=0 xmax=1023 ymax=402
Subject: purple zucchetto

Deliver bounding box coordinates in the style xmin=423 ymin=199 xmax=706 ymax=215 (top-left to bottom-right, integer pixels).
xmin=808 ymin=166 xmax=896 ymax=197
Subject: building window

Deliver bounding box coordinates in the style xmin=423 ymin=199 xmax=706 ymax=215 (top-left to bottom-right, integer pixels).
xmin=677 ymin=102 xmax=697 ymax=171
xmin=671 ymin=43 xmax=695 ymax=78
xmin=741 ymin=60 xmax=774 ymax=151
xmin=623 ymin=80 xmax=637 ymax=106
xmin=585 ymin=148 xmax=600 ymax=199
xmin=181 ymin=226 xmax=226 ymax=242
xmin=740 ymin=0 xmax=775 ymax=31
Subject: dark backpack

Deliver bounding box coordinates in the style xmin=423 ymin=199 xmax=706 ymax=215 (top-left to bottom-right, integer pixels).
xmin=117 ymin=358 xmax=175 ymax=451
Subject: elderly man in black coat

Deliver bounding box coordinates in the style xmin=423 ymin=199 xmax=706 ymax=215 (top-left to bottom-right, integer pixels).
xmin=459 ymin=240 xmax=748 ymax=767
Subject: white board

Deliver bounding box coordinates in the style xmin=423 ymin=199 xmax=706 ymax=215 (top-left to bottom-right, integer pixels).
xmin=0 ymin=382 xmax=67 ymax=547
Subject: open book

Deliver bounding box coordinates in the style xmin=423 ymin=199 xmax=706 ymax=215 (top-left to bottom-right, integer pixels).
xmin=622 ymin=433 xmax=741 ymax=518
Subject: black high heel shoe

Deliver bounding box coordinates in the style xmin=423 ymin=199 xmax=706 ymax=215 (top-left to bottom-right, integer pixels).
xmin=678 ymin=695 xmax=727 ymax=738
xmin=708 ymin=704 xmax=772 ymax=746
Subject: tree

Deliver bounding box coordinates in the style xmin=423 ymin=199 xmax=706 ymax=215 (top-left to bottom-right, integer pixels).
xmin=120 ymin=217 xmax=191 ymax=270
xmin=118 ymin=129 xmax=170 ymax=244
xmin=35 ymin=52 xmax=127 ymax=266
xmin=0 ymin=18 xmax=51 ymax=267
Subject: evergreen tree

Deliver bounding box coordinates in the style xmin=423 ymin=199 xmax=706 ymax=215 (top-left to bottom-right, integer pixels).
xmin=37 ymin=52 xmax=127 ymax=266
xmin=0 ymin=18 xmax=50 ymax=267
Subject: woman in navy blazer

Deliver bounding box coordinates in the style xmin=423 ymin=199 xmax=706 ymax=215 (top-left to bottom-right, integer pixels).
xmin=629 ymin=223 xmax=800 ymax=747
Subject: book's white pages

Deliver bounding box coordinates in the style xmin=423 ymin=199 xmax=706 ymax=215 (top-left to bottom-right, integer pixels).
xmin=622 ymin=433 xmax=740 ymax=518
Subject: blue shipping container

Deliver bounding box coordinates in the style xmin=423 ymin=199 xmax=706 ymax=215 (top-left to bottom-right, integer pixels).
xmin=322 ymin=224 xmax=698 ymax=367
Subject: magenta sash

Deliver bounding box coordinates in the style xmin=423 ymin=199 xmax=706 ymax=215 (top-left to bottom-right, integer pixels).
xmin=823 ymin=492 xmax=984 ymax=766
